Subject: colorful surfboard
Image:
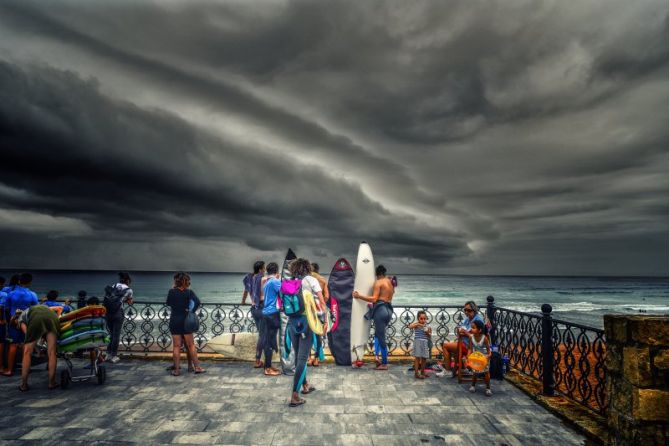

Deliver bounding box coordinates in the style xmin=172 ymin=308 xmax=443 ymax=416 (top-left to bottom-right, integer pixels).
xmin=59 ymin=305 xmax=106 ymax=323
xmin=72 ymin=317 xmax=106 ymax=329
xmin=60 ymin=324 xmax=106 ymax=340
xmin=351 ymin=242 xmax=375 ymax=365
xmin=58 ymin=329 xmax=109 ymax=346
xmin=279 ymin=248 xmax=297 ymax=375
xmin=303 ymin=289 xmax=324 ymax=335
xmin=327 ymin=257 xmax=354 ymax=365
xmin=58 ymin=334 xmax=110 ymax=353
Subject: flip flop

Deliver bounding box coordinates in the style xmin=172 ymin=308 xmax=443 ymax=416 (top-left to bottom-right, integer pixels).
xmin=193 ymin=368 xmax=206 ymax=374
xmin=289 ymin=398 xmax=306 ymax=407
xmin=170 ymin=370 xmax=181 ymax=377
xmin=18 ymin=384 xmax=29 ymax=392
xmin=48 ymin=383 xmax=60 ymax=390
xmin=301 ymin=386 xmax=316 ymax=395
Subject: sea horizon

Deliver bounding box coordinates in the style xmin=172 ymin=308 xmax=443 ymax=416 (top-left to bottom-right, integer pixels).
xmin=1 ymin=268 xmax=668 ymax=280
xmin=2 ymin=270 xmax=667 ymax=330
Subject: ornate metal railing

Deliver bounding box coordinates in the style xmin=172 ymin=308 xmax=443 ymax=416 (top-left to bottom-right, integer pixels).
xmin=492 ymin=301 xmax=607 ymax=416
xmin=119 ymin=297 xmax=607 ymax=415
xmin=119 ymin=301 xmax=481 ymax=357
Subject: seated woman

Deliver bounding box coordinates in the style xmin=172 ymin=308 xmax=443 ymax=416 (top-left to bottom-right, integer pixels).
xmin=13 ymin=305 xmax=61 ymax=391
xmin=442 ymin=301 xmax=484 ymax=372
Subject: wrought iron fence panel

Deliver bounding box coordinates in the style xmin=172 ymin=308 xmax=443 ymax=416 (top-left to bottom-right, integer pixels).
xmin=493 ymin=308 xmax=543 ymax=380
xmin=121 ymin=302 xmax=482 ymax=358
xmin=551 ymin=318 xmax=608 ymax=416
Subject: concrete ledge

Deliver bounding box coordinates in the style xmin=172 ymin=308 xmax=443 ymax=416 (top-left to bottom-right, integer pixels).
xmin=504 ymin=369 xmax=608 ymax=445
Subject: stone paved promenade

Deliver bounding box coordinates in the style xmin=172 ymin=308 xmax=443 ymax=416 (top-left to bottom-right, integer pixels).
xmin=0 ymin=360 xmax=587 ymax=445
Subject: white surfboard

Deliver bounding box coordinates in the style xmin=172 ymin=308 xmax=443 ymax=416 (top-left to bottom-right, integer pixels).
xmin=351 ymin=241 xmax=375 ymax=364
xmin=207 ymin=332 xmax=258 ymax=361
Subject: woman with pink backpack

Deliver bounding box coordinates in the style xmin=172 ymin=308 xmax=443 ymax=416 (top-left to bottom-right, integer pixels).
xmin=283 ymin=258 xmax=325 ymax=407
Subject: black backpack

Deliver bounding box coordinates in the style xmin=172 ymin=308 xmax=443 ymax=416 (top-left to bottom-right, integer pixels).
xmin=103 ymin=284 xmax=125 ymax=314
xmin=489 ymin=351 xmax=504 ymax=380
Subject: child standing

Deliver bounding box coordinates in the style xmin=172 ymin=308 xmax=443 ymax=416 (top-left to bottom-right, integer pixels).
xmin=409 ymin=311 xmax=431 ymax=379
xmin=469 ymin=319 xmax=492 ymax=396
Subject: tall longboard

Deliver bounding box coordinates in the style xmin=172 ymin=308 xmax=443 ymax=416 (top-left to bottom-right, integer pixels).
xmin=327 ymin=258 xmax=354 ymax=365
xmin=351 ymin=242 xmax=375 ymax=365
xmin=279 ymin=248 xmax=297 ymax=375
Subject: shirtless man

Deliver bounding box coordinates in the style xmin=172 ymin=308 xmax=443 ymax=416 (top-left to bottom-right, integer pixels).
xmin=353 ymin=265 xmax=394 ymax=370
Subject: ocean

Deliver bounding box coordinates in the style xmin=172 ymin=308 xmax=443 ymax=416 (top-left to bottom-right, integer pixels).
xmin=3 ymin=270 xmax=667 ymax=329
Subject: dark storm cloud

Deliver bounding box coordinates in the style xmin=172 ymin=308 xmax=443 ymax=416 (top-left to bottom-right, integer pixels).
xmin=0 ymin=0 xmax=668 ymax=274
xmin=0 ymin=1 xmax=444 ymax=210
xmin=0 ymin=61 xmax=471 ymax=267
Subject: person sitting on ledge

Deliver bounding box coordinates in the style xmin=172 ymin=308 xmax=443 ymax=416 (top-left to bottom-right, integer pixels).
xmin=441 ymin=301 xmax=484 ymax=373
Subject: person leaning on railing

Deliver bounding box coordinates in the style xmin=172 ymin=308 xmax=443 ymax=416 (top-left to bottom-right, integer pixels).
xmin=441 ymin=301 xmax=484 ymax=372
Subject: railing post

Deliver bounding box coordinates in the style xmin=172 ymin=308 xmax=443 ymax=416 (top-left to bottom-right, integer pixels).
xmin=541 ymin=303 xmax=555 ymax=396
xmin=486 ymin=295 xmax=497 ymax=346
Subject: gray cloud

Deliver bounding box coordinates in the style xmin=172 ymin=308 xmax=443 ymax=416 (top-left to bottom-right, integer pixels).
xmin=0 ymin=0 xmax=668 ymax=274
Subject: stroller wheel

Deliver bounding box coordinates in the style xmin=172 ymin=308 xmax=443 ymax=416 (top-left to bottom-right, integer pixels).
xmin=60 ymin=369 xmax=71 ymax=389
xmin=97 ymin=365 xmax=106 ymax=385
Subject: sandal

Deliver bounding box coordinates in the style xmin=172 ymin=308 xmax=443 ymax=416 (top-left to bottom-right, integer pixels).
xmin=289 ymin=398 xmax=306 ymax=407
xmin=193 ymin=367 xmax=206 ymax=374
xmin=264 ymin=368 xmax=281 ymax=376
xmin=414 ymin=374 xmax=425 ymax=379
xmin=253 ymin=361 xmax=263 ymax=369
xmin=301 ymin=386 xmax=316 ymax=395
xmin=374 ymin=365 xmax=388 ymax=371
xmin=48 ymin=383 xmax=60 ymax=390
xmin=170 ymin=370 xmax=181 ymax=376
xmin=18 ymin=383 xmax=29 ymax=392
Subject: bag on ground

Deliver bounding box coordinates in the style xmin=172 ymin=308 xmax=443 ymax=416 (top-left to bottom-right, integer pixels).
xmin=489 ymin=351 xmax=504 ymax=380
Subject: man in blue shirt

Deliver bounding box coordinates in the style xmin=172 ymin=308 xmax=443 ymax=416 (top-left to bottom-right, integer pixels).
xmin=241 ymin=272 xmax=253 ymax=305
xmin=249 ymin=261 xmax=266 ymax=368
xmin=261 ymin=263 xmax=281 ymax=376
xmin=2 ymin=273 xmax=39 ymax=376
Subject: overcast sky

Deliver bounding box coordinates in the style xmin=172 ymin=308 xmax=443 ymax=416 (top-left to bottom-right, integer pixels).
xmin=1 ymin=0 xmax=668 ymax=275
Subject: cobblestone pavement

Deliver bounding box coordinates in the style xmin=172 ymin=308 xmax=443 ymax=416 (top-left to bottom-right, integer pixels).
xmin=0 ymin=359 xmax=587 ymax=445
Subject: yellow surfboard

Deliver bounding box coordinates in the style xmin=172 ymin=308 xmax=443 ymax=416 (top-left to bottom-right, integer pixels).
xmin=303 ymin=290 xmax=324 ymax=335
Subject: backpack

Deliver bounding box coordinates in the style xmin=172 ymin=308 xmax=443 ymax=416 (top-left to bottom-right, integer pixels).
xmin=103 ymin=284 xmax=125 ymax=314
xmin=280 ymin=279 xmax=304 ymax=316
xmin=489 ymin=351 xmax=504 ymax=380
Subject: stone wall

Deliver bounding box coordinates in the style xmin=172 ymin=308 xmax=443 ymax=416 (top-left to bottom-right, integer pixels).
xmin=604 ymin=315 xmax=669 ymax=445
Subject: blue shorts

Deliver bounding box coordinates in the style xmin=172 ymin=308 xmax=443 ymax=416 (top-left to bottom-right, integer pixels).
xmin=7 ymin=325 xmax=25 ymax=344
